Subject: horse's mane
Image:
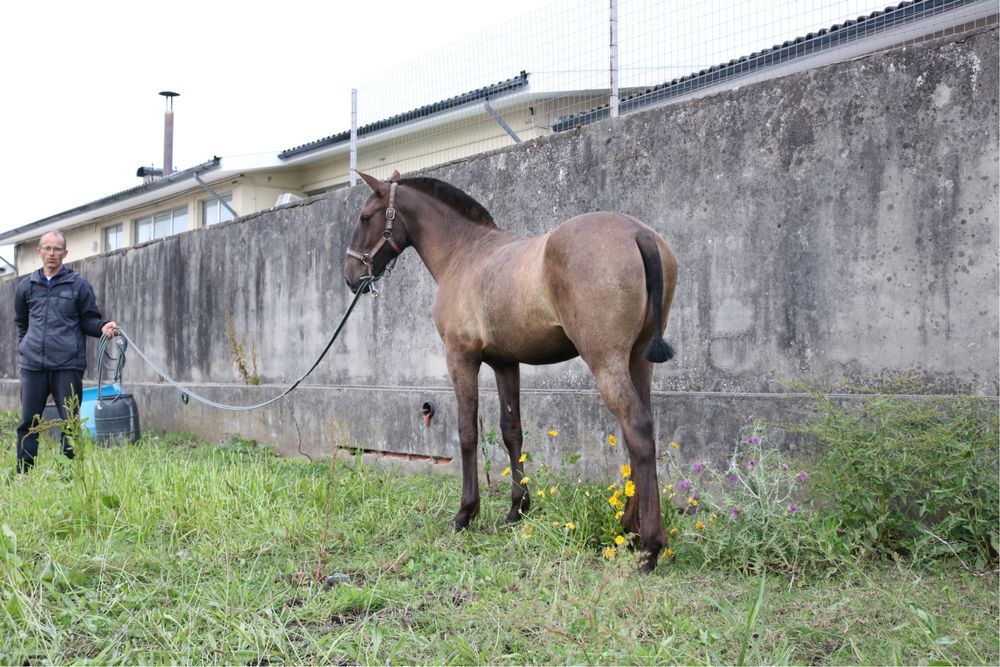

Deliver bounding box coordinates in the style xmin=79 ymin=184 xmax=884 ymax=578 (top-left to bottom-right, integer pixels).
xmin=398 ymin=177 xmax=496 ymax=227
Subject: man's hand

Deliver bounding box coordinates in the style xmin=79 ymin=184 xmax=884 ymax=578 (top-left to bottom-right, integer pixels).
xmin=101 ymin=321 xmax=120 ymax=338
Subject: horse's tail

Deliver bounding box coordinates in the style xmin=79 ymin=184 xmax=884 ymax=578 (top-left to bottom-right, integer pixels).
xmin=636 ymin=231 xmax=675 ymax=363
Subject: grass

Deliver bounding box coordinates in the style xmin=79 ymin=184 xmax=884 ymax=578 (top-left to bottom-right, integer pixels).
xmin=1 ymin=429 xmax=997 ymax=665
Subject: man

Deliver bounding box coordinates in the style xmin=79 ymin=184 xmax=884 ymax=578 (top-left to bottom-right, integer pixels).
xmin=14 ymin=231 xmax=118 ymax=473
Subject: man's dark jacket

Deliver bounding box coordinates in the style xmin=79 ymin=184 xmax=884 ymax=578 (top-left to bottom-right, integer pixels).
xmin=14 ymin=267 xmax=107 ymax=371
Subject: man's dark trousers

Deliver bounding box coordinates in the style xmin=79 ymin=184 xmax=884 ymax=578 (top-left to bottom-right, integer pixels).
xmin=16 ymin=369 xmax=82 ymax=473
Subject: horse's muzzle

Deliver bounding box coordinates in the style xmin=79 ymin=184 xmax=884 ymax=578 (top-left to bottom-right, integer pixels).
xmin=345 ymin=275 xmax=374 ymax=295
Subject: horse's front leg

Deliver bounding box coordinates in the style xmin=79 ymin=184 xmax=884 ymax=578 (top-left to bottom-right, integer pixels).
xmin=490 ymin=362 xmax=530 ymax=523
xmin=447 ymin=350 xmax=483 ymax=530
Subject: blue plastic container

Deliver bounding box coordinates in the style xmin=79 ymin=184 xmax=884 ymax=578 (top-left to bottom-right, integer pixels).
xmin=81 ymin=384 xmax=123 ymax=436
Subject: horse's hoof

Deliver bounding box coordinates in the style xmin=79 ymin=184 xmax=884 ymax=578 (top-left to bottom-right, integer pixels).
xmin=504 ymin=509 xmax=523 ymax=524
xmin=452 ymin=513 xmax=474 ymax=531
xmin=637 ymin=552 xmax=658 ymax=573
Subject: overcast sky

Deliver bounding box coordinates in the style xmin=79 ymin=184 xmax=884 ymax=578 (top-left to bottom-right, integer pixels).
xmin=0 ymin=0 xmax=557 ymax=260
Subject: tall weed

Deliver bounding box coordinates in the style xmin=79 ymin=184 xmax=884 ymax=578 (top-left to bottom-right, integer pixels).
xmin=798 ymin=395 xmax=998 ymax=569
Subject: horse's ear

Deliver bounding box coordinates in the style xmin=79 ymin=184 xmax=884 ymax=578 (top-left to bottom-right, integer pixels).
xmin=388 ymin=170 xmax=400 ymax=182
xmin=356 ymin=171 xmax=388 ymax=197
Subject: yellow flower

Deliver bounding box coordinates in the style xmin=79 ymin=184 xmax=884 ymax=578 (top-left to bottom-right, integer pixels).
xmin=614 ymin=535 xmax=626 ymax=546
xmin=669 ymin=492 xmax=677 ymax=500
xmin=603 ymin=546 xmax=617 ymax=559
xmin=608 ymin=434 xmax=618 ymax=446
xmin=709 ymin=514 xmax=717 ymax=524
xmin=663 ymin=548 xmax=674 ymax=558
xmin=518 ymin=453 xmax=527 ymax=463
xmin=614 ymin=510 xmax=624 ymax=520
xmin=688 ymin=497 xmax=698 ymax=507
xmin=548 ymin=430 xmax=559 ymax=437
xmin=501 ymin=466 xmax=511 ymax=477
xmin=549 ymin=486 xmax=558 ymax=495
xmin=565 ymin=522 xmax=576 ymax=530
xmin=695 ymin=520 xmax=705 ymax=531
xmin=608 ymin=489 xmax=624 ymax=510
xmin=620 ymin=465 xmax=631 ymax=479
xmin=537 ymin=489 xmax=546 ymax=498
xmin=666 ymin=483 xmax=674 ymax=491
xmin=520 ymin=476 xmax=531 ymax=485
xmin=624 ymin=480 xmax=636 ymax=497
xmin=670 ymin=441 xmax=680 ymax=449
xmin=607 ymin=482 xmax=618 ymax=491
xmin=669 ymin=527 xmax=679 ymax=537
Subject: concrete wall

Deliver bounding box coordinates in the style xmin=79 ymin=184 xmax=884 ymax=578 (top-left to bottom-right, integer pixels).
xmin=1 ymin=29 xmax=997 ymax=479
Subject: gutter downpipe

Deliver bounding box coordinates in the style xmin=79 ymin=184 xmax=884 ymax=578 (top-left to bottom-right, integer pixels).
xmin=194 ymin=173 xmax=238 ymax=219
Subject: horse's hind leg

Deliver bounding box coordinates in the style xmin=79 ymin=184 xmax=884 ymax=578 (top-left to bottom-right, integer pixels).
xmin=591 ymin=358 xmax=666 ymax=572
xmin=491 ymin=362 xmax=530 ymax=523
xmin=621 ymin=352 xmax=654 ymax=537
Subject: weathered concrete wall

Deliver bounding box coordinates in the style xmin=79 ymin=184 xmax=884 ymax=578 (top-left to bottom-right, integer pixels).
xmin=1 ymin=29 xmax=997 ymax=479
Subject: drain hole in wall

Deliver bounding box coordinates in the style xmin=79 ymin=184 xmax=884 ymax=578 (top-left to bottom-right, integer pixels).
xmin=421 ymin=401 xmax=435 ymax=427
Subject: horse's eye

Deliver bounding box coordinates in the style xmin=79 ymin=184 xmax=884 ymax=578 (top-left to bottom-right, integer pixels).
xmin=360 ymin=214 xmax=371 ymax=225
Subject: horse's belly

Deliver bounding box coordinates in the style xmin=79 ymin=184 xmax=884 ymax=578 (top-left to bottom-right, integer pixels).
xmin=482 ymin=325 xmax=578 ymax=365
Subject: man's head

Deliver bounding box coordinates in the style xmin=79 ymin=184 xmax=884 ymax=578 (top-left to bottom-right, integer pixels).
xmin=37 ymin=231 xmax=67 ymax=275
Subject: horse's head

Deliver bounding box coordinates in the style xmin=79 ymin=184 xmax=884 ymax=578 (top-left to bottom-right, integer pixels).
xmin=344 ymin=170 xmax=408 ymax=293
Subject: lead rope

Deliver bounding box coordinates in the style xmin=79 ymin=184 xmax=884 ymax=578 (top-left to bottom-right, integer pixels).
xmin=96 ymin=332 xmax=128 ymax=403
xmin=100 ymin=275 xmax=377 ymax=412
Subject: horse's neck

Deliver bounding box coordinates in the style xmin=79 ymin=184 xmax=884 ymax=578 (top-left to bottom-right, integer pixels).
xmin=409 ymin=209 xmax=500 ymax=283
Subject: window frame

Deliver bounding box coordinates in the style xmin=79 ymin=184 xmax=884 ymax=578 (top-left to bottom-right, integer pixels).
xmin=134 ymin=205 xmax=189 ymax=243
xmin=103 ymin=223 xmax=124 ymax=252
xmin=202 ymin=193 xmax=235 ymax=227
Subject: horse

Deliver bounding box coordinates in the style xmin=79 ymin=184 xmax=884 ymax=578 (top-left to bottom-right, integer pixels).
xmin=344 ymin=170 xmax=678 ymax=571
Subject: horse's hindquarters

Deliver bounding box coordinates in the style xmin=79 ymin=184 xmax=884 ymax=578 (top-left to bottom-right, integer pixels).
xmin=541 ymin=213 xmax=675 ymax=361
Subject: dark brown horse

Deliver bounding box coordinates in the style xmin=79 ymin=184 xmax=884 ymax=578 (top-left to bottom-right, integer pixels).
xmin=344 ymin=170 xmax=678 ymax=571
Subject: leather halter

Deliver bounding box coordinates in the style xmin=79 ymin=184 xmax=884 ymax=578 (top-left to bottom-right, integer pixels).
xmin=345 ymin=181 xmax=404 ymax=277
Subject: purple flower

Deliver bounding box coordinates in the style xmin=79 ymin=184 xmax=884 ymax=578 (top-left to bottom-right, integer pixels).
xmin=747 ymin=435 xmax=761 ymax=446
xmin=729 ymin=506 xmax=741 ymax=519
xmin=726 ymin=473 xmax=739 ymax=483
xmin=746 ymin=460 xmax=757 ymax=471
xmin=677 ymin=479 xmax=693 ymax=491
xmin=746 ymin=415 xmax=755 ymax=422
xmin=693 ymin=462 xmax=704 ymax=474
xmin=797 ymin=470 xmax=809 ymax=484
xmin=789 ymin=503 xmax=799 ymax=514
xmin=780 ymin=463 xmax=789 ymax=471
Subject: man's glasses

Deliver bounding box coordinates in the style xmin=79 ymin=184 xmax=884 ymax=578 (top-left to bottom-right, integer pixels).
xmin=38 ymin=246 xmax=66 ymax=254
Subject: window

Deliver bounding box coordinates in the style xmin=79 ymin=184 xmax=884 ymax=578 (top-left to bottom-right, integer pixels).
xmin=135 ymin=206 xmax=188 ymax=243
xmin=203 ymin=194 xmax=235 ymax=226
xmin=103 ymin=224 xmax=123 ymax=252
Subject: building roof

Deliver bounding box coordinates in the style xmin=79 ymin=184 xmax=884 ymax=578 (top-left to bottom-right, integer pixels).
xmin=0 ymin=158 xmax=223 ymax=245
xmin=553 ymin=0 xmax=985 ymax=132
xmin=278 ymin=71 xmax=529 ymax=160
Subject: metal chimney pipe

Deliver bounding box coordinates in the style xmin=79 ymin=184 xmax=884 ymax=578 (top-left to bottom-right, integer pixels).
xmin=159 ymin=91 xmax=179 ymax=176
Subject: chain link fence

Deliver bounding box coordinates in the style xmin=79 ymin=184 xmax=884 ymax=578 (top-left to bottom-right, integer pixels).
xmin=300 ymin=0 xmax=995 ymax=184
